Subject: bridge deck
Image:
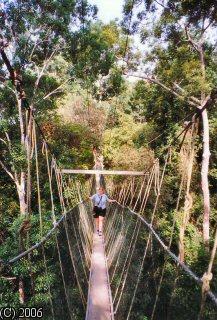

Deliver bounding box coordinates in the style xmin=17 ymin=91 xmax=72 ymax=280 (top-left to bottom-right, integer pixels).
xmin=86 ymin=232 xmax=113 ymax=320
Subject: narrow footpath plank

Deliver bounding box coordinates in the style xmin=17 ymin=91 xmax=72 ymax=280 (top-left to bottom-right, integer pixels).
xmin=86 ymin=233 xmax=113 ymax=320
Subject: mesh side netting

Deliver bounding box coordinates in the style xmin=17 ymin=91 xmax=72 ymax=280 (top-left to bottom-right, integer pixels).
xmin=0 ymin=202 xmax=93 ymax=320
xmin=104 ymin=203 xmax=217 ymax=320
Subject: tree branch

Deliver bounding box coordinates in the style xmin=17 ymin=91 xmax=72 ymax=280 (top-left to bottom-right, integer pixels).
xmin=153 ymin=0 xmax=166 ymax=9
xmin=31 ymin=45 xmax=61 ymax=104
xmin=201 ymin=19 xmax=213 ymax=36
xmin=0 ymin=138 xmax=7 ymax=146
xmin=0 ymin=276 xmax=17 ymax=280
xmin=0 ymin=48 xmax=16 ymax=84
xmin=127 ymin=73 xmax=199 ymax=107
xmin=184 ymin=25 xmax=200 ymax=52
xmin=0 ymin=160 xmax=16 ymax=182
xmin=3 ymin=132 xmax=19 ymax=182
xmin=173 ymin=82 xmax=201 ymax=104
xmin=35 ymin=78 xmax=71 ymax=104
xmin=28 ymin=38 xmax=40 ymax=62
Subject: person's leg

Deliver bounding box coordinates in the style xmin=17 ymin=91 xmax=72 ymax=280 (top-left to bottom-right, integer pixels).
xmin=99 ymin=209 xmax=106 ymax=235
xmin=95 ymin=217 xmax=99 ymax=233
xmin=99 ymin=216 xmax=104 ymax=234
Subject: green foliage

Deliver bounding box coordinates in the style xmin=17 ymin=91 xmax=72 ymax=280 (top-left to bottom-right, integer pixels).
xmin=103 ymin=112 xmax=154 ymax=170
xmin=100 ymin=67 xmax=127 ymax=99
xmin=0 ymin=0 xmax=217 ymax=318
xmin=69 ymin=21 xmax=123 ymax=87
xmin=41 ymin=118 xmax=95 ymax=168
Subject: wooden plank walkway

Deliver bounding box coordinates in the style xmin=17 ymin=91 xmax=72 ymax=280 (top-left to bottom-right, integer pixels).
xmin=86 ymin=232 xmax=114 ymax=320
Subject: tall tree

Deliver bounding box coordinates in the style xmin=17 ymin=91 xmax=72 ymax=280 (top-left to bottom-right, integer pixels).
xmin=124 ymin=0 xmax=217 ymax=247
xmin=0 ymin=0 xmax=97 ymax=215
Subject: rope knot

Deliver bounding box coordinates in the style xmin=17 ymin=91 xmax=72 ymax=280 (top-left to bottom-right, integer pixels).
xmin=201 ymin=272 xmax=213 ymax=293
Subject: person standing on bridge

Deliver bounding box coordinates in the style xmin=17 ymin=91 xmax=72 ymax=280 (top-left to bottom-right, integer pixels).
xmin=90 ymin=187 xmax=115 ymax=236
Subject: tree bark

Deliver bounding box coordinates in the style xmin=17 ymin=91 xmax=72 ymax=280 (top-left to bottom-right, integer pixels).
xmin=199 ymin=41 xmax=211 ymax=247
xmin=200 ymin=108 xmax=210 ymax=246
xmin=16 ymin=173 xmax=27 ymax=216
xmin=179 ymin=127 xmax=195 ymax=262
xmin=18 ymin=278 xmax=25 ymax=304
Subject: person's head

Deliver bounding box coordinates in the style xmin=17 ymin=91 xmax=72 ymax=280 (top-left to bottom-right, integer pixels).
xmin=98 ymin=187 xmax=105 ymax=195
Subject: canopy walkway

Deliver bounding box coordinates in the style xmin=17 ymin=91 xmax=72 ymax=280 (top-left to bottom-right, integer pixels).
xmin=1 ymin=118 xmax=217 ymax=320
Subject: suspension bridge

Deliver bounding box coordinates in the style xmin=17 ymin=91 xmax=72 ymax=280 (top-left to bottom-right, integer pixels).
xmin=0 ymin=118 xmax=217 ymax=320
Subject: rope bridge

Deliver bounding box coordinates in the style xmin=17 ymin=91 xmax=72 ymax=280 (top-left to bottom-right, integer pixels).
xmin=1 ymin=119 xmax=217 ymax=320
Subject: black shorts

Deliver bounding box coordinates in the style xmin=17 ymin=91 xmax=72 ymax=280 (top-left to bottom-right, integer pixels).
xmin=93 ymin=206 xmax=106 ymax=218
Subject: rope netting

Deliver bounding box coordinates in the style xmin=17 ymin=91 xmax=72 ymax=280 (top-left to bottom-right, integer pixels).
xmin=0 ymin=117 xmax=94 ymax=318
xmin=104 ymin=200 xmax=217 ymax=320
xmin=102 ymin=132 xmax=217 ymax=320
xmin=1 ymin=202 xmax=94 ymax=319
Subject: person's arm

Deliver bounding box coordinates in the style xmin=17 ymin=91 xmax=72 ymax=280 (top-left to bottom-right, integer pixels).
xmin=90 ymin=194 xmax=96 ymax=200
xmin=106 ymin=195 xmax=116 ymax=203
xmin=108 ymin=199 xmax=116 ymax=203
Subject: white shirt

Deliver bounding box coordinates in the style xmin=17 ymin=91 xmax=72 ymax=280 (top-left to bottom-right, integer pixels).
xmin=91 ymin=193 xmax=109 ymax=209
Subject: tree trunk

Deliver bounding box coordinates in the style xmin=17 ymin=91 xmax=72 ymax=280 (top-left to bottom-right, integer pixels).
xmin=18 ymin=278 xmax=25 ymax=304
xmin=16 ymin=172 xmax=27 ymax=216
xmin=201 ymin=108 xmax=210 ymax=247
xmin=198 ymin=42 xmax=211 ymax=247
xmin=178 ymin=129 xmax=195 ymax=263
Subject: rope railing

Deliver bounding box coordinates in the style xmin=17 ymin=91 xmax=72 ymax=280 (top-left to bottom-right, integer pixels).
xmin=104 ymin=201 xmax=217 ymax=320
xmin=1 ymin=201 xmax=93 ymax=319
xmin=1 ymin=103 xmax=97 ymax=317
xmin=102 ymin=120 xmax=217 ymax=319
